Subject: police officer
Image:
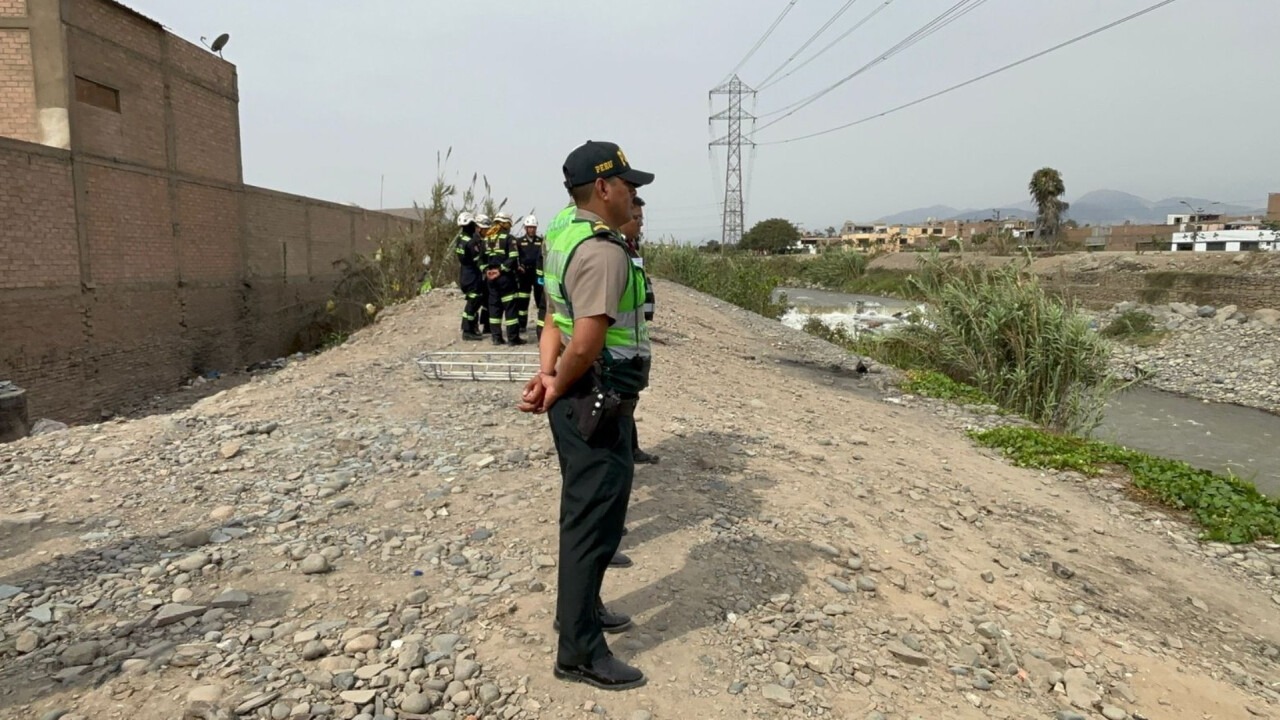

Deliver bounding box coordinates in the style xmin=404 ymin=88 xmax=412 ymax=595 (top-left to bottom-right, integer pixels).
xmin=618 ymin=197 xmax=658 ymax=465
xmin=515 ymin=215 xmax=544 ymax=335
xmin=517 ymin=140 xmax=654 ymax=691
xmin=453 ymin=212 xmax=486 ymax=341
xmin=484 ymin=212 xmax=523 ymax=345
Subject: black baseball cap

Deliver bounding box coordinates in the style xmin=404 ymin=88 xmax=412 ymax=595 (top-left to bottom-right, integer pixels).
xmin=562 ymin=140 xmax=655 ymax=190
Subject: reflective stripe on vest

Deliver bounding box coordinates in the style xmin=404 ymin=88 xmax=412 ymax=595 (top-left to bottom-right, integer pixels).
xmin=543 ymin=207 xmax=650 ymax=363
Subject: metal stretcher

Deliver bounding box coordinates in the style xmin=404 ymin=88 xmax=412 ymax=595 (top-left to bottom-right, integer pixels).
xmin=416 ymin=351 xmax=540 ymax=382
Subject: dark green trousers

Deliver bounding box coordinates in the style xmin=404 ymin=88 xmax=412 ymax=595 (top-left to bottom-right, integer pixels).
xmin=548 ymin=395 xmax=634 ymax=666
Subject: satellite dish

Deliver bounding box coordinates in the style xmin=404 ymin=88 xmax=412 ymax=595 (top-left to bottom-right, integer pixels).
xmin=210 ymin=33 xmax=230 ymax=54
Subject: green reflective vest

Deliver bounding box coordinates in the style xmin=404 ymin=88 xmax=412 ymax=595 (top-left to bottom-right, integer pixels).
xmin=544 ymin=206 xmax=651 ymax=394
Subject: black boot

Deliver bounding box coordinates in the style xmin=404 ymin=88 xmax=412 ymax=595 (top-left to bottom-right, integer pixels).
xmin=509 ymin=333 xmax=526 ymax=346
xmin=609 ymin=551 xmax=633 ymax=569
xmin=553 ymin=654 xmax=646 ymax=691
xmin=633 ymin=449 xmax=660 ymax=464
xmin=492 ymin=335 xmax=506 ymax=346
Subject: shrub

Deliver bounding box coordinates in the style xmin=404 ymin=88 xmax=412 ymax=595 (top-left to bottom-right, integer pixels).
xmin=643 ymin=244 xmax=788 ymax=319
xmin=901 ymin=370 xmax=992 ymax=405
xmin=970 ymin=426 xmax=1280 ymax=544
xmin=1101 ymin=309 xmax=1166 ymax=346
xmin=796 ymin=251 xmax=869 ymax=290
xmin=328 ymin=149 xmax=504 ymax=328
xmin=801 ymin=315 xmax=861 ymax=349
xmin=858 ymin=253 xmax=1118 ymax=433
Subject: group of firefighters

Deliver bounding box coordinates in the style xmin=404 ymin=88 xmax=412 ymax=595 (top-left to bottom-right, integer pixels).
xmin=452 ymin=200 xmax=651 ymax=347
xmin=452 ymin=211 xmax=544 ymax=345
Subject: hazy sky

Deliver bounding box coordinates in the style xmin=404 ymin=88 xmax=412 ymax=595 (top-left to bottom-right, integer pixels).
xmin=128 ymin=0 xmax=1279 ymax=241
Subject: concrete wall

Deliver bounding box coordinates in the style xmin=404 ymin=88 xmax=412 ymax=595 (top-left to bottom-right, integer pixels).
xmin=0 ymin=0 xmax=414 ymax=423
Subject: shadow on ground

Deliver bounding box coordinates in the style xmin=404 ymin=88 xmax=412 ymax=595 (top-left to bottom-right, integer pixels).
xmin=604 ymin=430 xmax=821 ymax=656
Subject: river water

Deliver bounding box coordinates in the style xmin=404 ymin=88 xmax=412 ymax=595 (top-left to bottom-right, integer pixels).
xmin=777 ymin=287 xmax=1280 ymax=496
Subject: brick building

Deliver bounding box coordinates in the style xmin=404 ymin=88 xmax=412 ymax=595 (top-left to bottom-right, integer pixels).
xmin=1268 ymin=193 xmax=1280 ymax=223
xmin=1063 ymin=223 xmax=1175 ymax=252
xmin=1 ymin=0 xmax=414 ymax=422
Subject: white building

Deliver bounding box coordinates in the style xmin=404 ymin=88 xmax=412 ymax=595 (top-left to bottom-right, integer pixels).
xmin=1169 ymin=229 xmax=1280 ymax=252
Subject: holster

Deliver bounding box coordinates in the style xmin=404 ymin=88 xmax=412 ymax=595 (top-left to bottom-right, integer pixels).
xmin=564 ymin=362 xmax=637 ymax=443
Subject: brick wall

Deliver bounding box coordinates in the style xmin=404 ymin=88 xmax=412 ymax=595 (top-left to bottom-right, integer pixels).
xmin=0 ymin=138 xmax=415 ymax=423
xmin=0 ymin=0 xmax=416 ymax=424
xmin=1269 ymin=194 xmax=1280 ymax=223
xmin=245 ymin=190 xmax=308 ymax=279
xmin=1064 ymin=224 xmax=1175 ymax=252
xmin=0 ymin=0 xmax=27 ymax=17
xmin=0 ymin=140 xmax=77 ymax=289
xmin=67 ymin=26 xmax=167 ymax=168
xmin=0 ymin=29 xmax=38 ymax=143
xmin=170 ymin=77 xmax=239 ymax=183
xmin=63 ymin=0 xmax=160 ymax=60
xmin=176 ymin=181 xmax=240 ymax=282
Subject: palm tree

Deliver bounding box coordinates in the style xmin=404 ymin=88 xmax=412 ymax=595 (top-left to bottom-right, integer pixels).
xmin=1028 ymin=167 xmax=1070 ymax=250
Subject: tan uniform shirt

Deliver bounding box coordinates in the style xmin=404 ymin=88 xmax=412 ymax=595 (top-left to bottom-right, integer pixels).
xmin=561 ymin=208 xmax=631 ymax=326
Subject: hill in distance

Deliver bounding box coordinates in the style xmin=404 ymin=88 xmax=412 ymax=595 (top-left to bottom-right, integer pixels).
xmin=875 ymin=190 xmax=1265 ymax=226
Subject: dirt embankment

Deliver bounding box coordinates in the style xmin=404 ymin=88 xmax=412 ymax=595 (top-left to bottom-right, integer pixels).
xmin=1 ymin=282 xmax=1278 ymax=720
xmin=869 ymin=250 xmax=1280 ymax=277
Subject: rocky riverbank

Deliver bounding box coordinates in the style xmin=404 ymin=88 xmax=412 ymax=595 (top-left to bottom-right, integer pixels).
xmin=1095 ymin=302 xmax=1280 ymax=414
xmin=2 ymin=283 xmax=1279 ymax=720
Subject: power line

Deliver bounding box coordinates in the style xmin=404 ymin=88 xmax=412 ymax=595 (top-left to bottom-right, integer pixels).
xmin=756 ymin=0 xmax=864 ymax=88
xmin=757 ymin=0 xmax=1184 ymax=145
xmin=759 ymin=0 xmax=897 ymax=91
xmin=757 ymin=0 xmax=988 ymax=119
xmin=721 ymin=0 xmax=801 ymax=83
xmin=755 ymin=0 xmax=989 ymax=124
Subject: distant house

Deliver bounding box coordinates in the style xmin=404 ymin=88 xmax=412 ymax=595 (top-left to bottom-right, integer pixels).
xmin=834 ymin=219 xmax=964 ymax=252
xmin=1169 ymin=222 xmax=1280 ymax=252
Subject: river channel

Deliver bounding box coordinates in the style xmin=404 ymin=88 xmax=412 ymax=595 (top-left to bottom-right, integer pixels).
xmin=776 ymin=287 xmax=1280 ymax=496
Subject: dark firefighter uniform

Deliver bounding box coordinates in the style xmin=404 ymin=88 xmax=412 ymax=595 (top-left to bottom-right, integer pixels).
xmin=454 ymin=225 xmax=487 ymax=340
xmin=516 ymin=229 xmax=543 ymax=334
xmin=534 ymin=245 xmax=548 ymax=339
xmin=485 ymin=226 xmax=523 ymax=344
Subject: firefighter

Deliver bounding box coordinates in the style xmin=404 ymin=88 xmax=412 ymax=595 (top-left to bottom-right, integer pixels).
xmin=453 ymin=212 xmax=486 ymax=341
xmin=516 ymin=214 xmax=544 ymax=337
xmin=474 ymin=213 xmax=493 ymax=336
xmin=484 ymin=212 xmax=523 ymax=345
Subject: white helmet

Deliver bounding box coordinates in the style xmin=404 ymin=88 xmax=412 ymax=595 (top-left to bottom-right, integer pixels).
xmin=494 ymin=212 xmax=512 ymax=225
xmin=456 ymin=211 xmax=474 ymax=227
xmin=524 ymin=214 xmax=537 ymax=226
xmin=474 ymin=213 xmax=492 ymax=228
